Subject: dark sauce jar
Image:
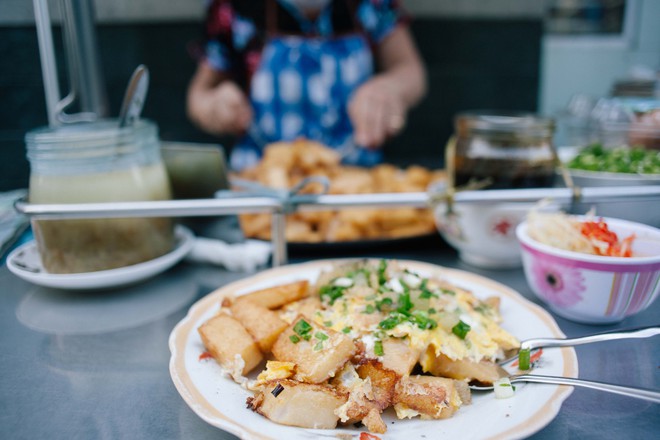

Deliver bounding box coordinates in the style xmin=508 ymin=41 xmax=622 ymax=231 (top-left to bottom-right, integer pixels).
xmin=450 ymin=111 xmax=557 ymax=189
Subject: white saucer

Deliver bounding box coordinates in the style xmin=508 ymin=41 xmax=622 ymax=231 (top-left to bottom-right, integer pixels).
xmin=7 ymin=225 xmax=194 ymax=290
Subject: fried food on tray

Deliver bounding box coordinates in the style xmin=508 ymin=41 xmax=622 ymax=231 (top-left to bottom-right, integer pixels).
xmin=236 ymin=139 xmax=446 ymax=242
xmin=197 ymin=260 xmax=519 ymax=434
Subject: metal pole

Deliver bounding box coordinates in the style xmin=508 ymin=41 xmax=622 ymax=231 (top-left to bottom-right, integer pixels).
xmin=33 ymin=0 xmax=61 ymax=127
xmin=271 ymin=212 xmax=287 ymax=267
xmin=59 ymin=0 xmax=108 ymax=118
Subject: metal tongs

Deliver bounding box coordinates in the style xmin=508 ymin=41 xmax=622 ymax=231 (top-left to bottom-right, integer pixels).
xmin=499 ymin=325 xmax=660 ymax=365
xmin=227 ymin=176 xmax=332 ymax=211
xmin=470 ymin=326 xmax=660 ymax=403
xmin=469 ymin=374 xmax=660 ymax=403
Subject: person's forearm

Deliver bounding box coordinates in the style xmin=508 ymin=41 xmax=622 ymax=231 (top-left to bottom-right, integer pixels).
xmin=375 ymin=26 xmax=428 ymax=110
xmin=376 ymin=61 xmax=427 ymax=110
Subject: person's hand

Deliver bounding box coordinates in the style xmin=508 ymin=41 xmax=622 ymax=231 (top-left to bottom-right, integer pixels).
xmin=348 ymin=76 xmax=407 ymax=148
xmin=203 ymin=81 xmax=253 ymax=136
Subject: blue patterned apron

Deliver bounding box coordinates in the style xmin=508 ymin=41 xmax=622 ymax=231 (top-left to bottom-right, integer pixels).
xmin=230 ymin=0 xmax=382 ymax=171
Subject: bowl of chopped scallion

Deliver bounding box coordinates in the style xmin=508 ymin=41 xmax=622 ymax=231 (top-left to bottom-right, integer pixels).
xmin=558 ymin=143 xmax=660 ymax=226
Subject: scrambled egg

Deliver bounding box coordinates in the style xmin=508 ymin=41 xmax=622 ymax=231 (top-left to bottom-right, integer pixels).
xmin=256 ymin=361 xmax=296 ymax=385
xmin=310 ymin=260 xmax=518 ymax=366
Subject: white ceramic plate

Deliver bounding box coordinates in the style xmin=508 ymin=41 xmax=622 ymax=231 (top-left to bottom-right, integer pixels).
xmin=169 ymin=259 xmax=578 ymax=440
xmin=7 ymin=225 xmax=194 ymax=290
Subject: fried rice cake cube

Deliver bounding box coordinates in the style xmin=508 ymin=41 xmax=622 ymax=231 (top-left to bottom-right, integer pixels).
xmin=247 ymin=379 xmax=347 ymax=429
xmin=198 ymin=314 xmax=263 ymax=377
xmin=234 ymin=280 xmax=310 ymax=310
xmin=272 ymin=317 xmax=357 ymax=384
xmin=230 ymin=300 xmax=289 ymax=352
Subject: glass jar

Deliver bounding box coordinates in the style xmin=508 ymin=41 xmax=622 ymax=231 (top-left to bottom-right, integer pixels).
xmin=26 ymin=119 xmax=174 ymax=274
xmin=451 ymin=111 xmax=557 ymax=189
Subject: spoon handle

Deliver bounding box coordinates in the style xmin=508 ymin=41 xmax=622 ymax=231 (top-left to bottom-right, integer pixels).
xmin=520 ymin=325 xmax=660 ymax=352
xmin=511 ymin=374 xmax=660 ymax=403
xmin=118 ymin=65 xmax=149 ymax=128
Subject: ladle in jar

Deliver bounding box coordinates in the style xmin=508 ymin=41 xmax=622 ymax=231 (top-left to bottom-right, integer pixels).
xmin=118 ymin=64 xmax=149 ymax=128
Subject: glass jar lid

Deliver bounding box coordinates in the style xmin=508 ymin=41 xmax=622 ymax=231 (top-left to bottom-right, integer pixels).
xmin=455 ymin=111 xmax=555 ymax=138
xmin=25 ymin=119 xmax=160 ymax=174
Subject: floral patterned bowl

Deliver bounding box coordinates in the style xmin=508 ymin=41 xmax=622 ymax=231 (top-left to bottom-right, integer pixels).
xmin=516 ymin=217 xmax=660 ymax=324
xmin=434 ymin=201 xmax=535 ymax=269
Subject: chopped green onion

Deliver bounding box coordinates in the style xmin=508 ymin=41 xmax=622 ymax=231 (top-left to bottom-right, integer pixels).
xmin=379 ymin=313 xmax=407 ymax=330
xmin=568 ymin=143 xmax=660 ymax=174
xmin=315 ymin=332 xmax=329 ymax=341
xmin=419 ymin=279 xmax=438 ymax=299
xmin=518 ymin=348 xmax=531 ymax=371
xmin=397 ymin=292 xmax=413 ymax=314
xmin=289 ymin=335 xmax=300 ymax=344
xmin=323 ymin=321 xmax=333 ymax=327
xmin=379 ymin=310 xmax=437 ymax=331
xmin=410 ymin=311 xmax=437 ymax=330
xmin=377 ymin=260 xmax=388 ymax=285
xmin=363 ymin=304 xmax=376 ymax=314
xmin=374 ymin=340 xmax=384 ymax=356
xmin=313 ymin=342 xmax=324 ymax=351
xmin=419 ymin=289 xmax=438 ymax=299
xmin=320 ymin=284 xmax=347 ymax=305
xmin=342 ymin=326 xmax=352 ymax=334
xmin=293 ymin=319 xmax=312 ymax=337
xmin=375 ymin=297 xmax=393 ymax=312
xmin=452 ymin=320 xmax=471 ymax=339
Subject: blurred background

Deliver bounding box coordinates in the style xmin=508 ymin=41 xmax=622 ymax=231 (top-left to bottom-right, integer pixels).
xmin=1 ymin=0 xmax=658 ymax=191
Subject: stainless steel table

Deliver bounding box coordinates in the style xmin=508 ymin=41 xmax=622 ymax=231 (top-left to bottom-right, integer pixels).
xmin=1 ymin=243 xmax=658 ymax=440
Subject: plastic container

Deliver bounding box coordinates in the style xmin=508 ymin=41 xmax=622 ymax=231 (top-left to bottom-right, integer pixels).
xmin=451 ymin=111 xmax=558 ymax=189
xmin=26 ymin=119 xmax=174 ymax=274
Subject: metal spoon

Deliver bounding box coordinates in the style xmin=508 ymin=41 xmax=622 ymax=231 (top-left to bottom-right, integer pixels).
xmin=118 ymin=64 xmax=149 ymax=128
xmin=469 ymin=374 xmax=660 ymax=403
xmin=499 ymin=325 xmax=660 ymax=366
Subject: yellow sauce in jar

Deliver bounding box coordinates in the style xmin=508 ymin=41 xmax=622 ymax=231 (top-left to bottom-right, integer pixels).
xmin=26 ymin=120 xmax=174 ymax=274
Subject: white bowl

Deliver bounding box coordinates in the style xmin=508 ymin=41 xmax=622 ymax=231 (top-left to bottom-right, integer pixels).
xmin=562 ymin=168 xmax=660 ymax=227
xmin=556 ymin=147 xmax=660 ymax=227
xmin=432 ymin=186 xmax=561 ymax=269
xmin=433 ymin=202 xmax=530 ymax=268
xmin=516 ymin=216 xmax=660 ymax=324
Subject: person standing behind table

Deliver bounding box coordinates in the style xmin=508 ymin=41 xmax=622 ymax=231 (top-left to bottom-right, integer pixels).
xmin=186 ymin=0 xmax=427 ymax=171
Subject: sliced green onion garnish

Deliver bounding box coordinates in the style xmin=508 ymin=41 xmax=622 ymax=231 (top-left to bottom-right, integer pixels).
xmin=377 ymin=260 xmax=387 ymax=285
xmin=518 ymin=348 xmax=531 ymax=371
xmin=293 ymin=319 xmax=312 ymax=336
xmin=452 ymin=320 xmax=471 ymax=339
xmin=374 ymin=340 xmax=384 ymax=356
xmin=319 ymin=284 xmax=346 ymax=305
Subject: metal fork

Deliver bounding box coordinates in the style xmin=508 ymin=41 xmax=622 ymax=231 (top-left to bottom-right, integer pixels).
xmin=470 ymin=374 xmax=660 ymax=403
xmin=499 ymin=325 xmax=660 ymax=366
